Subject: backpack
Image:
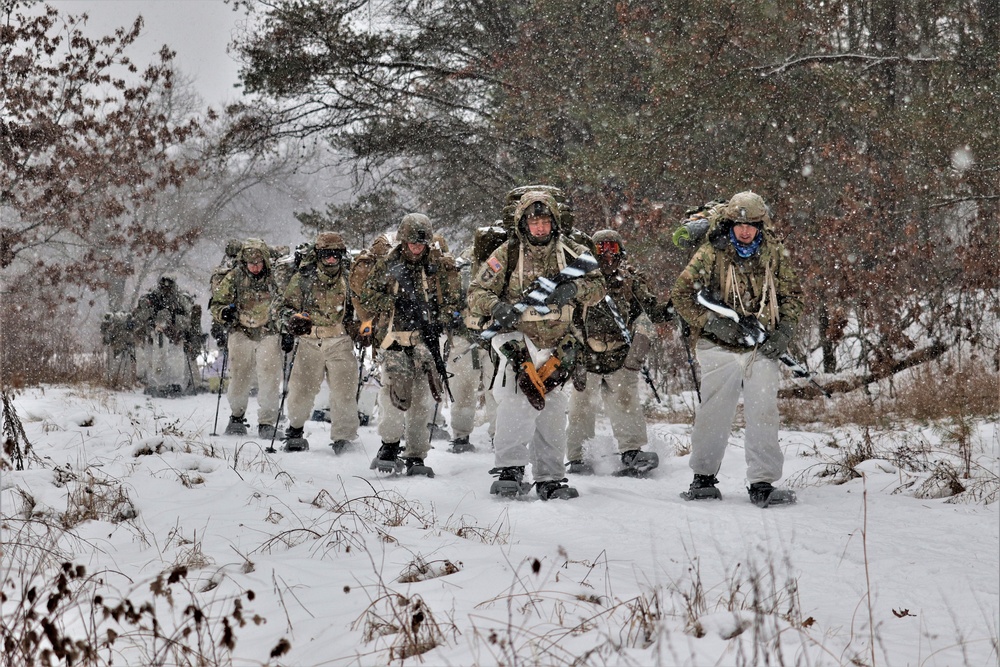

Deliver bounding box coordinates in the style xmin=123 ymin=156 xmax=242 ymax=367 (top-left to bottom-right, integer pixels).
xmin=672 ymin=200 xmax=727 ymax=251
xmin=348 ymin=234 xmax=394 ymax=321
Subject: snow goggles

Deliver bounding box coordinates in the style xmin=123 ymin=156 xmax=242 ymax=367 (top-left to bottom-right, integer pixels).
xmin=316 ymin=248 xmax=345 ymax=261
xmin=595 ymin=240 xmax=621 ymax=255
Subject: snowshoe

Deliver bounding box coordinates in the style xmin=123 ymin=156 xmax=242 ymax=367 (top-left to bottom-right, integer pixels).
xmin=404 ymin=457 xmax=435 ymax=478
xmin=329 ymin=439 xmax=353 ymax=455
xmin=489 ymin=466 xmax=531 ymax=498
xmin=258 ymin=423 xmax=282 ymax=440
xmin=311 ymin=408 xmax=331 ymax=423
xmin=282 ymin=426 xmax=309 ymax=452
xmin=748 ymin=482 xmax=797 ymax=508
xmin=680 ymin=474 xmax=723 ymax=501
xmin=535 ymin=479 xmax=580 ymax=501
xmin=224 ymin=415 xmax=248 ymax=436
xmin=612 ymin=450 xmax=659 ymax=477
xmin=565 ymin=460 xmax=595 ymax=475
xmin=447 ymin=436 xmax=476 ymax=454
xmin=370 ymin=441 xmax=405 ymax=474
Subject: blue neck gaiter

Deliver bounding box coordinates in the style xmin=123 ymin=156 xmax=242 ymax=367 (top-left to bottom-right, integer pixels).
xmin=729 ymin=227 xmax=763 ymax=258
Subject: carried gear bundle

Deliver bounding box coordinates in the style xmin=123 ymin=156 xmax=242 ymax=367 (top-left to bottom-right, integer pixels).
xmin=497 ymin=334 xmax=581 ymax=411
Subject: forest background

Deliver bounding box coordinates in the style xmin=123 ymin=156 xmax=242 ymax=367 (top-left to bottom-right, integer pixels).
xmin=0 ymin=0 xmax=997 ymax=398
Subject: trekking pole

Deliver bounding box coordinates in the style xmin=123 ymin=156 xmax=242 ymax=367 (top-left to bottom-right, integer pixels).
xmin=210 ymin=346 xmax=229 ymax=436
xmin=268 ymin=340 xmax=299 ymax=453
xmin=640 ymin=365 xmax=663 ymax=404
xmin=679 ymin=321 xmax=702 ymax=404
xmin=355 ymin=344 xmax=367 ymax=402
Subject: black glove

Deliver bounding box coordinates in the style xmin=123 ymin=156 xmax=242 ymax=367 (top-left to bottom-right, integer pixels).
xmin=702 ymin=316 xmax=745 ymax=347
xmin=547 ymin=282 xmax=578 ymax=308
xmin=288 ymin=312 xmax=312 ymax=336
xmin=280 ymin=332 xmax=295 ymax=353
xmin=491 ymin=302 xmax=520 ymax=329
xmin=759 ymin=322 xmax=795 ymax=360
xmin=219 ymin=304 xmax=237 ymax=325
xmin=210 ymin=321 xmax=228 ymax=348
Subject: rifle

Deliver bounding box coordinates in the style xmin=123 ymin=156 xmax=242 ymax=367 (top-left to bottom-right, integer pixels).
xmin=695 ymin=290 xmax=832 ymax=398
xmin=600 ymin=292 xmax=662 ymax=404
xmin=481 ymin=252 xmax=599 ymax=342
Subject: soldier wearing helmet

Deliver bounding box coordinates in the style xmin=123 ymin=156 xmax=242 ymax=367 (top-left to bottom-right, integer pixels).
xmin=279 ymin=230 xmax=362 ymax=452
xmin=210 ymin=238 xmax=284 ymax=437
xmin=467 ymin=188 xmax=605 ymax=501
xmin=672 ymin=190 xmax=804 ymax=507
xmin=566 ymin=229 xmax=673 ymax=477
xmin=354 ymin=213 xmax=462 ymax=477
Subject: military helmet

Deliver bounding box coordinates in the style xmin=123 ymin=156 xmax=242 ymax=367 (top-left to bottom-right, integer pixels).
xmin=315 ymin=231 xmax=347 ymax=251
xmin=722 ymin=191 xmax=768 ymax=224
xmin=591 ymin=229 xmax=626 ymax=256
xmin=514 ymin=191 xmax=560 ymax=245
xmin=397 ymin=213 xmax=433 ymax=245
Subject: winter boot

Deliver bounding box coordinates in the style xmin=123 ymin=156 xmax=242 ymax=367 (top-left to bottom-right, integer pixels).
xmin=258 ymin=423 xmax=282 ymax=440
xmin=613 ymin=449 xmax=659 ymax=477
xmin=448 ymin=435 xmax=476 ymax=454
xmin=224 ymin=414 xmax=248 ymax=436
xmin=329 ymin=439 xmax=352 ymax=455
xmin=680 ymin=474 xmax=723 ymax=501
xmin=565 ymin=460 xmax=595 ymax=475
xmin=489 ymin=466 xmax=531 ymax=497
xmin=748 ymin=482 xmax=797 ymax=508
xmin=404 ymin=457 xmax=435 ymax=477
xmin=282 ymin=426 xmax=309 ymax=452
xmin=535 ymin=479 xmax=580 ymax=501
xmin=370 ymin=441 xmax=405 ymax=474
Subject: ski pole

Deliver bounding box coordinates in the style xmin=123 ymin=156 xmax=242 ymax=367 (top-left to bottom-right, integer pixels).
xmin=210 ymin=346 xmax=229 ymax=436
xmin=679 ymin=321 xmax=702 ymax=403
xmin=268 ymin=340 xmax=299 ymax=453
xmin=355 ymin=343 xmax=367 ymax=402
xmin=640 ymin=365 xmax=662 ymax=404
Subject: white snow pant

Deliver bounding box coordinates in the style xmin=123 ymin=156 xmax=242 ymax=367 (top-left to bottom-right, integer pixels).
xmin=566 ymin=367 xmax=647 ymax=461
xmin=447 ymin=335 xmax=498 ymax=440
xmin=285 ymin=334 xmax=359 ymax=442
xmin=689 ymin=340 xmax=783 ymax=484
xmin=490 ymin=333 xmax=567 ymax=483
xmin=226 ymin=331 xmax=282 ymax=426
xmin=377 ymin=349 xmax=435 ymax=459
xmin=136 ymin=335 xmax=192 ymax=392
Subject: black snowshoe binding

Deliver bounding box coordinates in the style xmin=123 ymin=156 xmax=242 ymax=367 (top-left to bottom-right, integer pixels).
xmin=748 ymin=482 xmax=797 ymax=508
xmin=680 ymin=474 xmax=723 ymax=501
xmin=612 ymin=449 xmax=659 ymax=477
xmin=224 ymin=414 xmax=248 ymax=436
xmin=311 ymin=408 xmax=330 ymax=422
xmin=489 ymin=466 xmax=532 ymax=498
xmin=329 ymin=439 xmax=352 ymax=455
xmin=404 ymin=457 xmax=435 ymax=477
xmin=565 ymin=460 xmax=595 ymax=475
xmin=370 ymin=441 xmax=405 ymax=474
xmin=282 ymin=426 xmax=309 ymax=452
xmin=447 ymin=435 xmax=476 ymax=454
xmin=535 ymin=479 xmax=580 ymax=501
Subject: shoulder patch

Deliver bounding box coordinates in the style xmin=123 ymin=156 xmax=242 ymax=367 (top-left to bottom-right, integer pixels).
xmin=487 ymin=256 xmax=502 ymax=273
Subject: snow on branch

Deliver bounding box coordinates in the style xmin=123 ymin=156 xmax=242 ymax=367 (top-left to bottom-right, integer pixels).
xmin=755 ymin=53 xmax=941 ymax=76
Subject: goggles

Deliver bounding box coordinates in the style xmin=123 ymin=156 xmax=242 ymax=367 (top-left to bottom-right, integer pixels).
xmin=595 ymin=240 xmax=621 ymax=255
xmin=316 ymin=248 xmax=344 ymax=261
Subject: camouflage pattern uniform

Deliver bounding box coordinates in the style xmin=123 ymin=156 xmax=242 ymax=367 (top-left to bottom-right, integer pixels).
xmin=132 ymin=276 xmax=202 ymax=397
xmin=210 ymin=238 xmax=283 ymax=434
xmin=355 ymin=214 xmax=462 ymax=465
xmin=672 ymin=191 xmax=803 ymax=487
xmin=467 ymin=191 xmax=605 ymax=489
xmin=282 ymin=232 xmax=360 ymax=448
xmin=567 ymin=230 xmax=673 ymax=466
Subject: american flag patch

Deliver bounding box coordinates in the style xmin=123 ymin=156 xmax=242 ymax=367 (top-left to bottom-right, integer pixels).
xmin=487 ymin=257 xmax=502 ymax=272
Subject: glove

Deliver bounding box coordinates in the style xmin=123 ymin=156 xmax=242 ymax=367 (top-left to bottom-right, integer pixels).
xmin=759 ymin=322 xmax=795 ymax=360
xmin=547 ymin=282 xmax=578 ymax=308
xmin=355 ymin=319 xmax=374 ymax=347
xmin=280 ymin=333 xmax=295 ymax=353
xmin=210 ymin=321 xmax=228 ymax=348
xmin=623 ymin=332 xmax=650 ymax=371
xmin=288 ymin=312 xmax=313 ymax=336
xmin=491 ymin=302 xmax=520 ymax=329
xmin=702 ymin=316 xmax=745 ymax=348
xmin=219 ymin=304 xmax=237 ymax=325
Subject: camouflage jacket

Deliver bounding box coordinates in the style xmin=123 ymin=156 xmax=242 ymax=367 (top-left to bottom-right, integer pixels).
xmin=355 ymin=245 xmax=462 ymax=348
xmin=282 ymin=264 xmax=354 ymax=332
xmin=467 ymin=237 xmax=606 ymax=349
xmin=579 ymin=265 xmax=671 ymax=373
xmin=210 ymin=253 xmax=281 ymax=341
xmin=672 ymin=233 xmax=803 ymax=350
xmin=133 ymin=286 xmax=201 ymax=353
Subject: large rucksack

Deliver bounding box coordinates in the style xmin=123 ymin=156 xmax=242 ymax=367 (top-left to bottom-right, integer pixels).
xmin=348 ymin=234 xmax=394 ymax=321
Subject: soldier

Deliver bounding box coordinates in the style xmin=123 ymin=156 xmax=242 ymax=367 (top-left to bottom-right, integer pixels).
xmin=467 ymin=189 xmax=605 ymax=500
xmin=355 ymin=213 xmax=462 ymax=477
xmin=280 ymin=231 xmax=361 ymax=452
xmin=566 ymin=229 xmax=673 ymax=476
xmin=132 ymin=276 xmax=202 ymax=397
xmin=672 ymin=191 xmax=803 ymax=507
xmin=209 ymin=238 xmax=283 ymax=438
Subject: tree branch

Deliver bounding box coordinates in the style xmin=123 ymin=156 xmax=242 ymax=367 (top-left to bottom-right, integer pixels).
xmin=755 ymin=53 xmax=940 ymax=76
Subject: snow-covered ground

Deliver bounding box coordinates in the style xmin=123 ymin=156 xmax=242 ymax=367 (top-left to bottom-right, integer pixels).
xmin=2 ymin=385 xmax=997 ymax=666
